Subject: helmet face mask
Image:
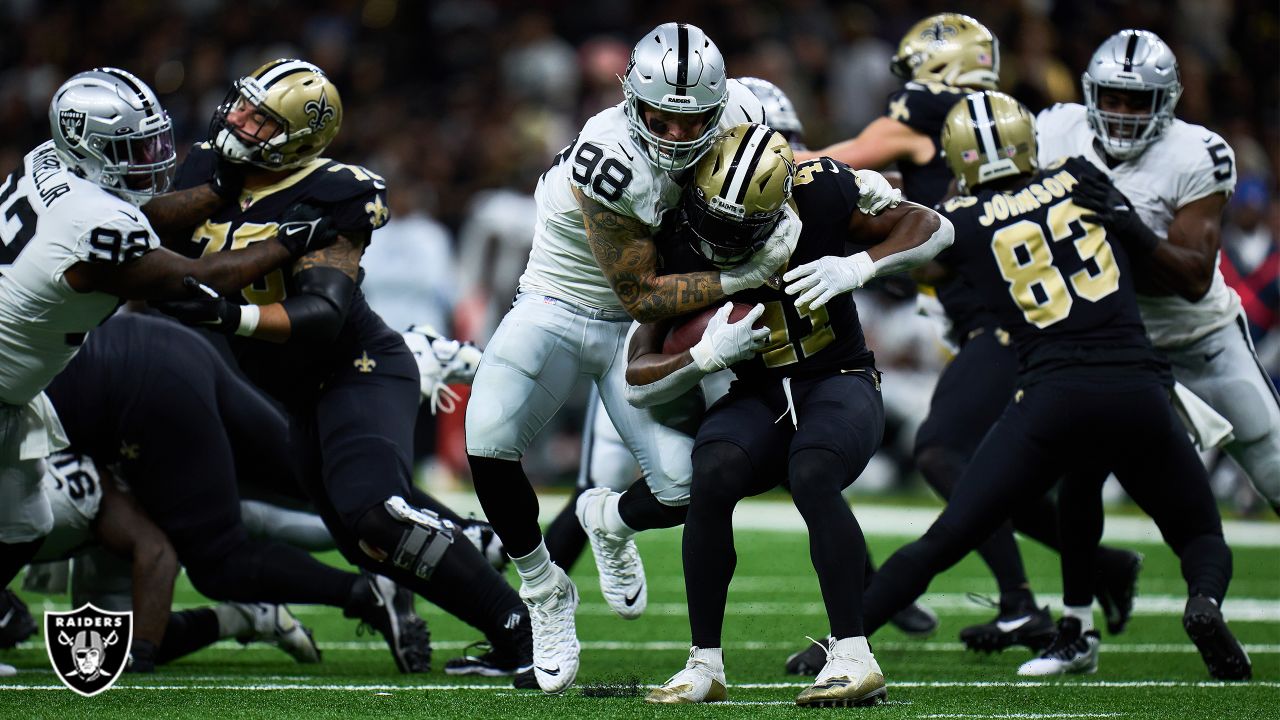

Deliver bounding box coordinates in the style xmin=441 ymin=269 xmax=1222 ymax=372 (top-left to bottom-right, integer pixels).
xmin=49 ymin=67 xmax=177 ymax=206
xmin=210 ymin=59 xmax=343 ymax=170
xmin=683 ymin=123 xmax=794 ymax=268
xmin=1083 ymin=30 xmax=1181 ymax=161
xmin=622 ymin=22 xmax=728 ymax=172
xmin=891 ymin=13 xmax=1000 ymax=90
xmin=941 ymin=91 xmax=1038 ymax=193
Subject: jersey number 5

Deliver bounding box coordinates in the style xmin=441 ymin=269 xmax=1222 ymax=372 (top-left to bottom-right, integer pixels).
xmin=990 ymin=199 xmax=1121 ymax=328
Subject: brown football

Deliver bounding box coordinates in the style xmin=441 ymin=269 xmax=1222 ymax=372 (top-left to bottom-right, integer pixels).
xmin=662 ymin=302 xmax=759 ymax=355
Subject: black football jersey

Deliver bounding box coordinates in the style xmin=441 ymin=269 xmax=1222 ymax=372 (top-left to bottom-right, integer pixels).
xmin=935 ymin=156 xmax=1167 ymax=382
xmin=661 ymin=158 xmax=875 ymax=384
xmin=173 ymin=144 xmax=400 ymax=405
xmin=885 ymin=81 xmax=996 ymax=340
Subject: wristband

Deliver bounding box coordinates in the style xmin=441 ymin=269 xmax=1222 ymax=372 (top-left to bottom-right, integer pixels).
xmin=236 ymin=304 xmax=261 ymax=337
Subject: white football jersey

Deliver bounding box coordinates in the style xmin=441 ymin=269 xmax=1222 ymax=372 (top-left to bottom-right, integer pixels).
xmin=37 ymin=452 xmax=103 ymax=561
xmin=0 ymin=141 xmax=159 ymax=405
xmin=519 ymin=79 xmax=766 ymax=310
xmin=1036 ymin=104 xmax=1239 ymax=348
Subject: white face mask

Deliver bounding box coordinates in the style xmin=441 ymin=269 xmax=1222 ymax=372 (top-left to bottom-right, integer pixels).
xmin=214 ymin=128 xmax=259 ymax=163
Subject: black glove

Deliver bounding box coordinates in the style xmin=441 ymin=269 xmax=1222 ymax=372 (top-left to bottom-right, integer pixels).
xmin=153 ymin=275 xmax=242 ymax=334
xmin=209 ymin=156 xmax=246 ymax=204
xmin=127 ymin=638 xmax=157 ymax=673
xmin=1071 ymin=165 xmax=1160 ymax=253
xmin=276 ymin=203 xmax=338 ymax=259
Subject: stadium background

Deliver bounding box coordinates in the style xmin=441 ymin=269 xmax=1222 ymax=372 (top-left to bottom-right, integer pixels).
xmin=0 ymin=0 xmax=1276 ymax=513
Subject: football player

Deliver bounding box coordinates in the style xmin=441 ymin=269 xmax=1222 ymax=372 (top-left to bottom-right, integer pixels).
xmin=630 ymin=123 xmax=951 ymax=705
xmin=26 ymin=451 xmax=321 ymax=671
xmin=146 ymin=60 xmax=534 ymax=683
xmin=1037 ymin=30 xmax=1280 ymax=512
xmin=856 ymin=91 xmax=1249 ymax=681
xmin=785 ymin=16 xmax=1140 ymax=672
xmin=0 ymin=67 xmax=333 ymax=670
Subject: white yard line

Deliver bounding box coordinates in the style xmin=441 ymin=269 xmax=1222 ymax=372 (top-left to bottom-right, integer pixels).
xmin=0 ymin=680 xmax=1275 ymax=691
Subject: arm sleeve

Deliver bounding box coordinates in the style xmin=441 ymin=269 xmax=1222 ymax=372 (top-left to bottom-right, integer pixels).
xmin=280 ymin=266 xmax=356 ymax=344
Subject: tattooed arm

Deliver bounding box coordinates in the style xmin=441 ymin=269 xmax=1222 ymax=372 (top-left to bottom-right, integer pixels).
xmin=141 ymin=185 xmax=225 ymax=243
xmin=243 ymin=231 xmax=366 ymax=343
xmin=576 ymin=186 xmax=725 ymax=322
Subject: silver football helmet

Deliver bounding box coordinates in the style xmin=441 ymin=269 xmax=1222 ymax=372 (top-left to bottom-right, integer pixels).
xmin=1082 ymin=30 xmax=1182 ymax=160
xmin=736 ymin=77 xmax=806 ymax=150
xmin=622 ymin=22 xmax=728 ymax=171
xmin=48 ymin=68 xmax=176 ymax=206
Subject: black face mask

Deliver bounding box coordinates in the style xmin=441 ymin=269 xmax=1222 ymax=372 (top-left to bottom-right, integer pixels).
xmin=682 ymin=187 xmax=780 ymax=269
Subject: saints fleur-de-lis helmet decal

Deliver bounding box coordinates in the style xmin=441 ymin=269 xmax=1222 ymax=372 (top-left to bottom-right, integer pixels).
xmin=210 ymin=59 xmax=344 ymax=170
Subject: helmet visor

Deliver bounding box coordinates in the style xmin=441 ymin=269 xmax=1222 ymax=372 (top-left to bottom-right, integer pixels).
xmin=105 ymin=123 xmax=176 ymax=194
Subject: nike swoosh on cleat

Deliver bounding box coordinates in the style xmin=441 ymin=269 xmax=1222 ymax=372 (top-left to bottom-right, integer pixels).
xmin=536 ymin=665 xmax=560 ymax=676
xmin=1203 ymin=348 xmax=1225 ymax=363
xmin=624 ymin=583 xmax=644 ymax=607
xmin=996 ymin=615 xmax=1034 ymax=633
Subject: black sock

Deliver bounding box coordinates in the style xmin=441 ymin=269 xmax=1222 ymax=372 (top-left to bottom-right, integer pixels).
xmin=684 ymin=443 xmax=751 ymax=649
xmin=467 ymin=455 xmax=542 ymax=558
xmin=618 ymin=477 xmax=687 ymax=531
xmin=0 ymin=538 xmax=44 ymax=587
xmin=185 ymin=540 xmax=358 ymax=607
xmin=790 ymin=449 xmax=865 ymax=638
xmin=545 ymin=487 xmax=588 ymax=571
xmin=157 ymin=608 xmax=221 ymax=664
xmin=1179 ymin=535 xmax=1232 ymax=604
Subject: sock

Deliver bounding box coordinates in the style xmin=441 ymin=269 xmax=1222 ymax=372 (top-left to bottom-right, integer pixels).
xmin=512 ymin=541 xmax=554 ymax=588
xmin=1063 ymin=604 xmax=1094 ymax=633
xmin=691 ymin=646 xmax=723 ymax=670
xmin=212 ymin=603 xmax=252 ymax=639
xmin=1001 ymin=586 xmax=1036 ymax=613
xmin=832 ymin=636 xmax=871 ymax=658
xmin=601 ymin=491 xmax=635 ymax=538
xmin=157 ymin=608 xmax=221 ymax=664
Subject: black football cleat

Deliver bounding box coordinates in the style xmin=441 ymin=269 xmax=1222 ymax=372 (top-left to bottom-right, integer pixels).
xmin=0 ymin=590 xmax=36 ymax=649
xmin=959 ymin=595 xmax=1056 ymax=653
xmin=348 ymin=572 xmax=432 ymax=673
xmin=1096 ymin=550 xmax=1143 ymax=635
xmin=1183 ymin=595 xmax=1251 ymax=681
xmin=890 ymin=601 xmax=939 ymax=637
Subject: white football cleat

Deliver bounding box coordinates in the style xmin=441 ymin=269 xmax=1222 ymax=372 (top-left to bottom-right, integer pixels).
xmin=519 ymin=564 xmax=580 ymax=694
xmin=227 ymin=602 xmax=322 ymax=664
xmin=0 ymin=662 xmax=15 ymax=677
xmin=795 ymin=636 xmax=887 ymax=707
xmin=1017 ymin=617 xmax=1100 ymax=676
xmin=645 ymin=647 xmax=728 ymax=704
xmin=575 ymin=487 xmax=646 ymax=619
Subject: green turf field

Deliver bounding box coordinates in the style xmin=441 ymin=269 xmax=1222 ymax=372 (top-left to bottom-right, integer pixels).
xmin=2 ymin=498 xmax=1276 ymax=719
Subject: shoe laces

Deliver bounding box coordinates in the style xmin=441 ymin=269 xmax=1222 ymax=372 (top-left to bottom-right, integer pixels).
xmin=527 ymin=583 xmax=574 ymax=656
xmin=1041 ymin=620 xmax=1087 ymax=660
xmin=806 ymin=636 xmax=866 ymax=683
xmin=593 ymin=530 xmax=639 ymax=578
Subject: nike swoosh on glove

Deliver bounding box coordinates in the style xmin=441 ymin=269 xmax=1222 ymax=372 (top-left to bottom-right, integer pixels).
xmin=276 ymin=203 xmax=339 ymax=259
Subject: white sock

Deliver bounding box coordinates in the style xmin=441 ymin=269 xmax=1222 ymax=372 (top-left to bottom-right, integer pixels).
xmin=602 ymin=491 xmax=636 ymax=538
xmin=832 ymin=636 xmax=872 ymax=657
xmin=213 ymin=603 xmax=251 ymax=640
xmin=1064 ymin=604 xmax=1094 ymax=633
xmin=690 ymin=646 xmax=723 ymax=670
xmin=512 ymin=541 xmax=554 ymax=587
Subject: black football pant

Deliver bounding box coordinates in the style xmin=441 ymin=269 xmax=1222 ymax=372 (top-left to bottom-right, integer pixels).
xmin=290 ymin=338 xmax=528 ymax=649
xmin=685 ymin=372 xmax=883 ymax=647
xmin=866 ymin=377 xmax=1230 ymax=632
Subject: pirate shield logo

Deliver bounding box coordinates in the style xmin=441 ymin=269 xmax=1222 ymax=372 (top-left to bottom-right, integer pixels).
xmin=58 ymin=109 xmax=86 ymax=145
xmin=45 ymin=604 xmax=132 ymax=696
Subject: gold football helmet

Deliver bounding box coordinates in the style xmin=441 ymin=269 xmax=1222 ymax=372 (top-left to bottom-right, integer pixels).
xmin=683 ymin=123 xmax=794 ymax=268
xmin=941 ymin=91 xmax=1037 ymax=192
xmin=891 ymin=13 xmax=999 ymax=90
xmin=210 ymin=59 xmax=342 ymax=170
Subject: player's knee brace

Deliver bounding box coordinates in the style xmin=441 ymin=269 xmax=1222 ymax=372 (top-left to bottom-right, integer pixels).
xmin=355 ymin=496 xmax=456 ymax=580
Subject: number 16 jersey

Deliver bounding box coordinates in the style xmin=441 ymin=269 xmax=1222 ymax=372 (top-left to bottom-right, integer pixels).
xmin=519 ymin=80 xmax=764 ymax=311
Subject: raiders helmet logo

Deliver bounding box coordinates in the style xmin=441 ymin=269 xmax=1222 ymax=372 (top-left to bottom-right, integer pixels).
xmin=59 ymin=109 xmax=87 ymax=145
xmin=304 ymin=92 xmax=336 ymax=132
xmin=45 ymin=604 xmax=133 ymax=697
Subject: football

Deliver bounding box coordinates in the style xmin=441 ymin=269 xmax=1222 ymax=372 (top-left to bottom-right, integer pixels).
xmin=662 ymin=302 xmax=760 ymax=355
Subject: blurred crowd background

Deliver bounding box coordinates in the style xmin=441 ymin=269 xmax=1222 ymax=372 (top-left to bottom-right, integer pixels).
xmin=1 ymin=0 xmax=1276 ymax=514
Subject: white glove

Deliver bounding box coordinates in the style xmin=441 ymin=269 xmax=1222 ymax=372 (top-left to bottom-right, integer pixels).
xmin=402 ymin=325 xmax=484 ymax=414
xmin=783 ymin=251 xmax=875 ymax=310
xmin=688 ymin=303 xmax=770 ymax=373
xmin=720 ymin=205 xmax=802 ymax=295
xmin=852 ymin=169 xmax=902 ymax=215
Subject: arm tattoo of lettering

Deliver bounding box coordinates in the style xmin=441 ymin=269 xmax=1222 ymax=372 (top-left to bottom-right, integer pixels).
xmin=575 ymin=187 xmax=724 ymax=322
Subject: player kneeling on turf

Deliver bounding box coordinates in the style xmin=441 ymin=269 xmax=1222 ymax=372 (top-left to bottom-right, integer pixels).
xmin=626 ymin=123 xmax=952 ymax=705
